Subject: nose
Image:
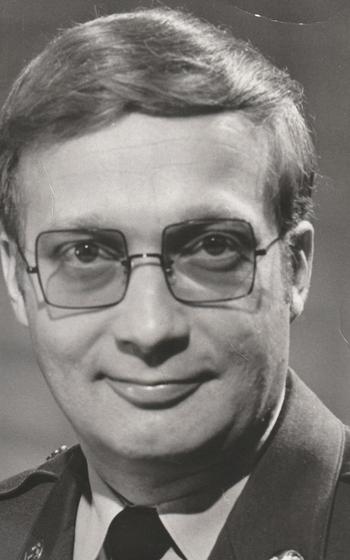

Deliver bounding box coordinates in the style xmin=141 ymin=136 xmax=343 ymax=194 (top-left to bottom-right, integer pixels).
xmin=112 ymin=259 xmax=190 ymax=366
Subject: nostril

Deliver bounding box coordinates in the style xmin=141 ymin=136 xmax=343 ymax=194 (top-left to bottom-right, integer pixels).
xmin=144 ymin=337 xmax=190 ymax=367
xmin=118 ymin=336 xmax=189 ymax=367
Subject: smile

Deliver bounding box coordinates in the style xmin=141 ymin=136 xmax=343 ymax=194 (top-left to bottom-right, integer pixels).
xmin=104 ymin=377 xmax=206 ymax=409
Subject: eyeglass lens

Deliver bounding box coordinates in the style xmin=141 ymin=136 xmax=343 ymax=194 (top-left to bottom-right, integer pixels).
xmin=163 ymin=220 xmax=256 ymax=303
xmin=36 ymin=229 xmax=128 ymax=308
xmin=35 ymin=220 xmax=257 ymax=309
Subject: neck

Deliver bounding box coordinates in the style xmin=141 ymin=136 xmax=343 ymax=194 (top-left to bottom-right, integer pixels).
xmin=82 ymin=427 xmax=267 ymax=507
xmin=85 ymin=452 xmax=242 ymax=509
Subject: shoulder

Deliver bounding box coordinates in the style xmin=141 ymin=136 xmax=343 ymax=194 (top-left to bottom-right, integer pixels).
xmin=0 ymin=446 xmax=65 ymax=498
xmin=333 ymin=425 xmax=350 ymax=503
xmin=340 ymin=425 xmax=350 ymax=478
xmin=0 ymin=444 xmax=80 ymax=499
xmin=0 ymin=444 xmax=83 ymax=520
xmin=325 ymin=426 xmax=350 ymax=557
xmin=0 ymin=445 xmax=85 ymax=557
xmin=333 ymin=425 xmax=350 ymax=499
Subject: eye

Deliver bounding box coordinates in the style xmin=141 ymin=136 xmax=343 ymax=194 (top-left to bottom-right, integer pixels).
xmin=74 ymin=242 xmax=100 ymax=263
xmin=201 ymin=234 xmax=233 ymax=256
xmin=185 ymin=232 xmax=239 ymax=258
xmin=57 ymin=240 xmax=117 ymax=265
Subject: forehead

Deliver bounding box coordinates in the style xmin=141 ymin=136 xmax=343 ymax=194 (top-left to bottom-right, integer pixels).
xmin=17 ymin=112 xmax=274 ymax=240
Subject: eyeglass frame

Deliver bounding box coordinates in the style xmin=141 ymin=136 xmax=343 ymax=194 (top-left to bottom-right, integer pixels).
xmin=15 ymin=218 xmax=282 ymax=309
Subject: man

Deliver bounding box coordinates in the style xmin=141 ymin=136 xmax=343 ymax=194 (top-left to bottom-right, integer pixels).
xmin=0 ymin=7 xmax=348 ymax=560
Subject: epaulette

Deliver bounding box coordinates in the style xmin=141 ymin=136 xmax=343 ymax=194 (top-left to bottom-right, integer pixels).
xmin=0 ymin=444 xmax=77 ymax=499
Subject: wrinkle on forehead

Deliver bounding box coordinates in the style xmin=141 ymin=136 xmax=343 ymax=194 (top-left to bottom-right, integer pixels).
xmin=16 ymin=112 xmax=276 ymax=236
xmin=51 ymin=118 xmax=266 ymax=188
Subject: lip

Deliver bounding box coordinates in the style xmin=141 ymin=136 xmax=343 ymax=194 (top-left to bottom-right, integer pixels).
xmin=104 ymin=376 xmax=208 ymax=409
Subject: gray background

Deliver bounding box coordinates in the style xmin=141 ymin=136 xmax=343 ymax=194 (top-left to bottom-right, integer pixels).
xmin=0 ymin=0 xmax=349 ymax=479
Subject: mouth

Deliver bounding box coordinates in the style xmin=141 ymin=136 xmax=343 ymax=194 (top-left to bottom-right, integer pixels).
xmin=103 ymin=373 xmax=212 ymax=409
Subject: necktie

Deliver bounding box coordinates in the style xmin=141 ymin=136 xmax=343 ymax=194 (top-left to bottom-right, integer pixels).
xmin=104 ymin=506 xmax=173 ymax=560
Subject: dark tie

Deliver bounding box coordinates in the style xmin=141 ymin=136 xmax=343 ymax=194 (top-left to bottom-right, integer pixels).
xmin=104 ymin=506 xmax=173 ymax=560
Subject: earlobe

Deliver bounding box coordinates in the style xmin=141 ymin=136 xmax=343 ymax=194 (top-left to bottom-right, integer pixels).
xmin=288 ymin=221 xmax=314 ymax=322
xmin=0 ymin=232 xmax=29 ymax=327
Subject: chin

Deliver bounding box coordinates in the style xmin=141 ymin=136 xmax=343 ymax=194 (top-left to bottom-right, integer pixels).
xmin=93 ymin=425 xmax=236 ymax=469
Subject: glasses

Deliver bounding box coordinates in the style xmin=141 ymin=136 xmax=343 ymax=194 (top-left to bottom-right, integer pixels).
xmin=17 ymin=219 xmax=281 ymax=309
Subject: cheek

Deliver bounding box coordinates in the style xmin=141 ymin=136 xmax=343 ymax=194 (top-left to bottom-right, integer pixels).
xmin=205 ymin=307 xmax=289 ymax=433
xmin=26 ymin=312 xmax=103 ymax=427
xmin=196 ymin=292 xmax=290 ymax=408
xmin=195 ymin=311 xmax=271 ymax=412
xmin=199 ymin=297 xmax=288 ymax=358
xmin=25 ymin=301 xmax=103 ymax=384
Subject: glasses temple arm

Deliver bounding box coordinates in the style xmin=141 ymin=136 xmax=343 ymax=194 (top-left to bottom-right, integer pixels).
xmin=15 ymin=243 xmax=38 ymax=274
xmin=255 ymin=235 xmax=282 ymax=257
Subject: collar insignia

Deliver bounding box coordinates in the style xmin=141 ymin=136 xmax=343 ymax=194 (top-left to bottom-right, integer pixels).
xmin=269 ymin=551 xmax=304 ymax=560
xmin=23 ymin=541 xmax=44 ymax=560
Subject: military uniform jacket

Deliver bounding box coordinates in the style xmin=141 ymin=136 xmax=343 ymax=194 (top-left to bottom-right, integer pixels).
xmin=1 ymin=371 xmax=350 ymax=560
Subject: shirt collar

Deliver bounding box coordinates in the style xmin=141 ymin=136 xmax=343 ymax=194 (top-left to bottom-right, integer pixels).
xmin=158 ymin=476 xmax=248 ymax=560
xmin=74 ymin=462 xmax=248 ymax=560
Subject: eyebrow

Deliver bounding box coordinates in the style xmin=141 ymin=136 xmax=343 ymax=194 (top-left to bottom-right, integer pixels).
xmin=44 ymin=203 xmax=251 ymax=231
xmin=45 ymin=212 xmax=108 ymax=230
xmin=180 ymin=203 xmax=245 ymax=222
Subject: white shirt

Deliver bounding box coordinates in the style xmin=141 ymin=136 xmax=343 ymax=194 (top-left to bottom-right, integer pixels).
xmin=74 ymin=464 xmax=248 ymax=560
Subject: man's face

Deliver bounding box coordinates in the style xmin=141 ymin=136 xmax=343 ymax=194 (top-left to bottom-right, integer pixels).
xmin=3 ymin=113 xmax=310 ymax=470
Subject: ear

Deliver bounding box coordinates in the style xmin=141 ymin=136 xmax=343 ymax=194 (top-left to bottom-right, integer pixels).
xmin=288 ymin=220 xmax=314 ymax=322
xmin=0 ymin=232 xmax=29 ymax=326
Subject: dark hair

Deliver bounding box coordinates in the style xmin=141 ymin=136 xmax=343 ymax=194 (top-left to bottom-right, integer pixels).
xmin=0 ymin=7 xmax=316 ymax=240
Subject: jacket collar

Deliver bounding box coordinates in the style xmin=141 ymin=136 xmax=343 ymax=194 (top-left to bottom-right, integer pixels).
xmin=209 ymin=370 xmax=345 ymax=560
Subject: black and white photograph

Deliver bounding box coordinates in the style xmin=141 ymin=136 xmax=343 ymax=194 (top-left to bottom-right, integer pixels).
xmin=0 ymin=1 xmax=349 ymax=558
